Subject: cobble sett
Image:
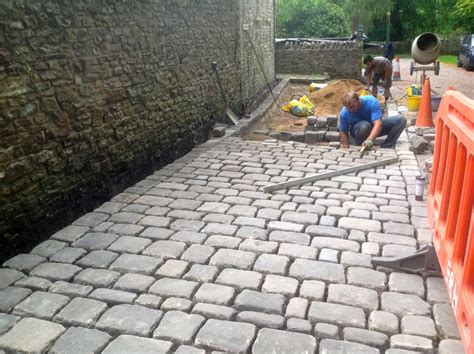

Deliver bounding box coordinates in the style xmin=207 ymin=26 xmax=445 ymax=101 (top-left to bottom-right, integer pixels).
xmin=0 ymin=141 xmax=463 ymax=353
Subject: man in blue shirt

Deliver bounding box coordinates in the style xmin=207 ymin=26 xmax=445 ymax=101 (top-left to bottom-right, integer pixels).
xmin=339 ymin=91 xmax=406 ymax=149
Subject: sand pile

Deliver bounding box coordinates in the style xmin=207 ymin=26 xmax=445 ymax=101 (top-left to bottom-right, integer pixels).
xmin=308 ymin=79 xmax=364 ymax=116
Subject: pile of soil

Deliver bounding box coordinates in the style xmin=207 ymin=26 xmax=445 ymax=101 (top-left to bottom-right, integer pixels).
xmin=308 ymin=79 xmax=364 ymax=116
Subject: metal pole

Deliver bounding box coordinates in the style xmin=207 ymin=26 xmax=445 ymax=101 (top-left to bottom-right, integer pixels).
xmin=263 ymin=157 xmax=399 ymax=193
xmin=386 ymin=11 xmax=391 ymax=45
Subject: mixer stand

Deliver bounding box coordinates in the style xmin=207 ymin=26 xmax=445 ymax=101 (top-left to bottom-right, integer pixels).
xmin=410 ymin=61 xmax=440 ymax=84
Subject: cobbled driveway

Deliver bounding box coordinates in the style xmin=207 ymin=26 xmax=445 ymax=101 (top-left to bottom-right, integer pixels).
xmin=0 ymin=133 xmax=464 ymax=353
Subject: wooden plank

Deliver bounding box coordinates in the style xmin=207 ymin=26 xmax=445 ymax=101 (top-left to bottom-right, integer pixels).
xmin=263 ymin=157 xmax=399 ymax=193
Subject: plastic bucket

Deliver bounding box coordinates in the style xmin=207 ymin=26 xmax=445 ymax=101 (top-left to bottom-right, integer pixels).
xmin=407 ymin=96 xmax=421 ymax=111
xmin=431 ymin=95 xmax=441 ymax=111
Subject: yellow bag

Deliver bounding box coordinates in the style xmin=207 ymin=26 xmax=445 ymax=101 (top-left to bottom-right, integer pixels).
xmin=282 ymin=95 xmax=314 ymax=117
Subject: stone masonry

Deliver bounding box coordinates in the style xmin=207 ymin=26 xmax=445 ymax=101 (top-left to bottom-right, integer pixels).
xmin=0 ymin=0 xmax=275 ymax=261
xmin=275 ymin=40 xmax=362 ymax=79
xmin=0 ymin=133 xmax=464 ymax=353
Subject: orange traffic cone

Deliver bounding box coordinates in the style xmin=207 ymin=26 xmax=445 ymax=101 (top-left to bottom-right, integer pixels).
xmin=392 ymin=56 xmax=401 ymax=81
xmin=416 ymin=77 xmax=434 ymax=127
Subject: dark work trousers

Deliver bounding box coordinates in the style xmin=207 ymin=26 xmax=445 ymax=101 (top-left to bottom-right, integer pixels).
xmin=350 ymin=115 xmax=407 ymax=148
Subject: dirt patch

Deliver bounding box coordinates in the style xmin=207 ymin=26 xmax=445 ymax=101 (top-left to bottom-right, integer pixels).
xmin=245 ymin=80 xmax=366 ymax=139
xmin=309 ymin=79 xmax=364 ymax=115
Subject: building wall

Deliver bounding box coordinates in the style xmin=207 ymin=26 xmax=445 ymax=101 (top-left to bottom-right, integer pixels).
xmin=275 ymin=40 xmax=363 ymax=79
xmin=0 ymin=0 xmax=275 ymax=260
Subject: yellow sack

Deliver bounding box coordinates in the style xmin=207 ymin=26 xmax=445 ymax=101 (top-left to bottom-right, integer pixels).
xmin=282 ymin=95 xmax=314 ymax=117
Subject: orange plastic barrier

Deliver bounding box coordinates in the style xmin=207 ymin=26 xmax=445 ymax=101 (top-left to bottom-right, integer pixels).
xmin=428 ymin=90 xmax=474 ymax=353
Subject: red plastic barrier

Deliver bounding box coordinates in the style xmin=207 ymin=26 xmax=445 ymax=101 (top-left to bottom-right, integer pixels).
xmin=428 ymin=90 xmax=474 ymax=353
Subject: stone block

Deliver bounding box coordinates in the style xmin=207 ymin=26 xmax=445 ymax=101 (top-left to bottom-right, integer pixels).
xmin=306 ymin=225 xmax=347 ymax=238
xmin=325 ymin=131 xmax=340 ymax=142
xmin=0 ymin=314 xmax=19 ymax=335
xmin=74 ymin=269 xmax=121 ymax=288
xmin=343 ymin=327 xmax=388 ymax=349
xmin=319 ymin=339 xmax=379 ymax=353
xmin=390 ymin=334 xmax=433 ymax=353
xmin=102 ymin=335 xmax=172 ymax=354
xmin=438 ymin=339 xmax=465 ymax=354
xmin=269 ymin=231 xmax=310 ymax=245
xmin=308 ymin=301 xmax=366 ymax=328
xmin=13 ymin=291 xmax=69 ymax=320
xmin=401 ymin=315 xmax=437 ymax=339
xmin=314 ymin=323 xmax=339 ymax=339
xmin=0 ymin=287 xmax=32 ymax=312
xmin=76 ymin=250 xmax=119 ymax=269
xmin=237 ymin=311 xmax=285 ymax=329
xmin=433 ymin=303 xmax=461 ymax=339
xmin=149 ymin=278 xmax=198 ymax=298
xmin=311 ymin=237 xmax=359 ymax=252
xmin=252 ymin=328 xmax=316 ymax=353
xmin=328 ymin=284 xmax=379 ymax=312
xmin=30 ymin=262 xmax=82 ymax=282
xmin=253 ymin=254 xmax=290 ymax=275
xmin=160 ymin=297 xmax=192 ymax=312
xmin=194 ymin=283 xmax=235 ymax=306
xmin=381 ymin=292 xmax=431 ymax=317
xmin=234 ymin=289 xmax=285 ymax=315
xmin=262 ymin=274 xmax=298 ymax=296
xmin=286 ymin=318 xmax=312 ymax=333
xmin=96 ymin=304 xmax=162 ymax=336
xmin=210 ymin=249 xmax=257 ymax=270
xmin=153 ymin=311 xmax=205 ymax=344
xmin=49 ymin=327 xmax=111 ymax=354
xmin=194 ymin=319 xmax=256 ymax=352
xmin=72 ymin=232 xmax=119 ymax=250
xmin=110 ymin=254 xmax=162 ymax=275
xmin=155 ymin=260 xmax=189 ymax=278
xmin=389 ymin=272 xmax=425 ymax=298
xmin=3 ymin=254 xmax=46 ymax=273
xmin=426 ymin=277 xmax=449 ymax=304
xmin=114 ymin=273 xmax=155 ymax=293
xmin=89 ymin=288 xmax=137 ymax=305
xmin=0 ymin=318 xmax=65 ymax=352
xmin=368 ymin=311 xmax=399 ymax=335
xmin=216 ymin=269 xmax=262 ymax=290
xmin=289 ymin=259 xmax=345 ymax=283
xmin=54 ymin=297 xmax=107 ymax=327
xmin=192 ymin=302 xmax=236 ymax=320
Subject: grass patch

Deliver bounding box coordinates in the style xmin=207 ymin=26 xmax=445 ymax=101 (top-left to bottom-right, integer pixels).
xmin=437 ymin=55 xmax=457 ymax=64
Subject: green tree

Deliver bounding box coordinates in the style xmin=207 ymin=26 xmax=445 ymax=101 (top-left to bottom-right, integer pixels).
xmin=276 ymin=0 xmax=349 ymax=38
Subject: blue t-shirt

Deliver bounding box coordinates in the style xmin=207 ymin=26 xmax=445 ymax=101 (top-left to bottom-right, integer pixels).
xmin=339 ymin=95 xmax=382 ymax=132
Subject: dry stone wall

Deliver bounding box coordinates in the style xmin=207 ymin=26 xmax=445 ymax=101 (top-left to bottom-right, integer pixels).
xmin=0 ymin=0 xmax=274 ymax=260
xmin=275 ymin=40 xmax=362 ymax=79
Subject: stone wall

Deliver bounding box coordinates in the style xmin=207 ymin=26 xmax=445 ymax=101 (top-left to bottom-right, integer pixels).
xmin=371 ymin=39 xmax=461 ymax=55
xmin=275 ymin=40 xmax=363 ymax=79
xmin=0 ymin=0 xmax=275 ymax=261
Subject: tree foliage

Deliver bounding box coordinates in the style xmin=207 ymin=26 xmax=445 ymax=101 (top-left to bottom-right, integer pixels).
xmin=276 ymin=0 xmax=349 ymax=38
xmin=276 ymin=0 xmax=474 ymax=42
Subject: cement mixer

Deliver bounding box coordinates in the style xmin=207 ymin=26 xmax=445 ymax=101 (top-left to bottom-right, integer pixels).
xmin=410 ymin=32 xmax=441 ymax=77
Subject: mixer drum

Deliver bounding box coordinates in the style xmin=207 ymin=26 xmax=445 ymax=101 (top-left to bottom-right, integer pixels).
xmin=411 ymin=33 xmax=441 ymax=65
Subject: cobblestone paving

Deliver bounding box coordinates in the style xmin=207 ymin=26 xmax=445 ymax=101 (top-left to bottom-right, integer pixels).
xmin=0 ymin=133 xmax=465 ymax=353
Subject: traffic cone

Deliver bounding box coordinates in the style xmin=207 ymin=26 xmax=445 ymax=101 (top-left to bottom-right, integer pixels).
xmin=416 ymin=77 xmax=433 ymax=127
xmin=392 ymin=56 xmax=401 ymax=81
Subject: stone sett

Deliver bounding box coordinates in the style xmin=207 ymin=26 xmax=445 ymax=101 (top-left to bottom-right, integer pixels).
xmin=192 ymin=303 xmax=236 ymax=320
xmin=53 ymin=297 xmax=107 ymax=328
xmin=0 ymin=318 xmax=65 ymax=353
xmin=194 ymin=319 xmax=256 ymax=353
xmin=252 ymin=328 xmax=316 ymax=354
xmin=95 ymin=304 xmax=162 ymax=337
xmin=49 ymin=327 xmax=111 ymax=354
xmin=153 ymin=311 xmax=205 ymax=344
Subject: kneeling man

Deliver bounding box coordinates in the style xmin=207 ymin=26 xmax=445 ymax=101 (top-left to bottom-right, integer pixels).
xmin=339 ymin=91 xmax=406 ymax=149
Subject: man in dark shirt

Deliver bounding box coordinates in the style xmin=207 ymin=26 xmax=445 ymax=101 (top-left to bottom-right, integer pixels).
xmin=364 ymin=55 xmax=393 ymax=101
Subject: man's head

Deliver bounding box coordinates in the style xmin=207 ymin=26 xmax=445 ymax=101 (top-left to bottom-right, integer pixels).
xmin=363 ymin=54 xmax=375 ymax=68
xmin=342 ymin=91 xmax=361 ymax=112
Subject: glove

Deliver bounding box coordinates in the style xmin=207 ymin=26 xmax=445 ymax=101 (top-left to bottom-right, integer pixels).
xmin=362 ymin=139 xmax=374 ymax=150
